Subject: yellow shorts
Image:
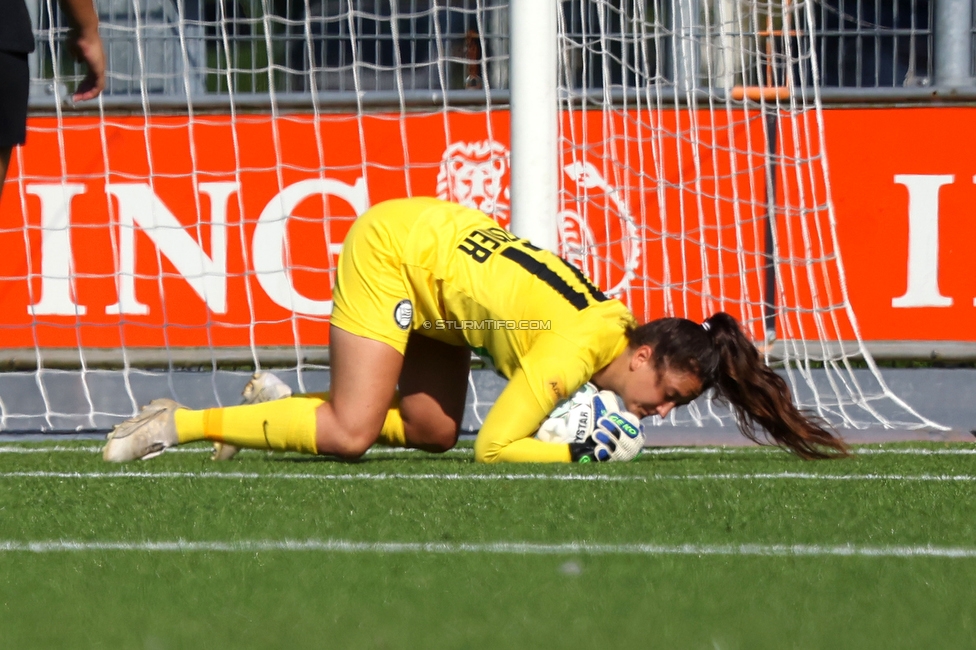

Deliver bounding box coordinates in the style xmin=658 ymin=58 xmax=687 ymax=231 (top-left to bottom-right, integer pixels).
xmin=329 ymin=199 xmax=429 ymax=354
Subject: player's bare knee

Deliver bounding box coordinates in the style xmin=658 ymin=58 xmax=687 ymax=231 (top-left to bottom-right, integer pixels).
xmin=315 ymin=424 xmax=375 ymax=459
xmin=425 ymin=422 xmax=460 ymax=453
xmin=322 ymin=436 xmax=372 ymax=459
xmin=404 ymin=419 xmax=459 ymax=453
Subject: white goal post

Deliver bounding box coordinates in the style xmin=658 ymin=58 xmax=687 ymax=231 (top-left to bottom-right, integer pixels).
xmin=0 ymin=0 xmax=945 ymax=434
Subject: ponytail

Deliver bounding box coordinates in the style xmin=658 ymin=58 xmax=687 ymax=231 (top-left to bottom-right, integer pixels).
xmin=627 ymin=313 xmax=848 ymax=459
xmin=702 ymin=313 xmax=849 ymax=459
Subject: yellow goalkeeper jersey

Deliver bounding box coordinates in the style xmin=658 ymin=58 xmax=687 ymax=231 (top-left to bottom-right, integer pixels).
xmin=330 ymin=197 xmax=635 ymax=462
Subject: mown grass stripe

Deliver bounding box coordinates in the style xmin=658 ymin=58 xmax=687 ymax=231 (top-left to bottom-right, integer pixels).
xmin=2 ymin=539 xmax=976 ymax=558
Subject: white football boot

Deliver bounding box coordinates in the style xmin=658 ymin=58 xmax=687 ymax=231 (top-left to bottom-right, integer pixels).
xmin=211 ymin=371 xmax=293 ymax=461
xmin=102 ymin=398 xmax=183 ymax=462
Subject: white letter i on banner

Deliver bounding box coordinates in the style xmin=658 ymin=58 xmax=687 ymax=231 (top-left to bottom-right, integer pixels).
xmin=26 ymin=183 xmax=88 ymax=316
xmin=891 ymin=174 xmax=954 ymax=308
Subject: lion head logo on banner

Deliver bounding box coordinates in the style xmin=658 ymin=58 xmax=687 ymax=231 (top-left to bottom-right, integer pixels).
xmin=436 ymin=140 xmax=511 ymax=225
xmin=437 ymin=141 xmax=639 ymax=298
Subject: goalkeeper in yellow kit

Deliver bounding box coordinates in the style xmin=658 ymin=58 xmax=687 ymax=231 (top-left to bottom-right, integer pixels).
xmin=103 ymin=197 xmax=847 ymax=463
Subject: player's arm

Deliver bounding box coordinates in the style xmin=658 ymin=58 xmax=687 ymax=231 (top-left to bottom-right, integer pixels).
xmin=57 ymin=0 xmax=105 ymax=101
xmin=473 ymin=329 xmax=645 ymax=463
xmin=473 ymin=333 xmax=590 ymax=463
xmin=473 ymin=367 xmax=572 ymax=463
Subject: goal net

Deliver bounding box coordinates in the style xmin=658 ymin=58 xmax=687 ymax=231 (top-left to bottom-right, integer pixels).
xmin=1 ymin=0 xmax=940 ymax=435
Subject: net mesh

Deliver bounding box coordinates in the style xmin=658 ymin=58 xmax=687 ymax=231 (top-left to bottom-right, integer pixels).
xmin=0 ymin=0 xmax=941 ymax=433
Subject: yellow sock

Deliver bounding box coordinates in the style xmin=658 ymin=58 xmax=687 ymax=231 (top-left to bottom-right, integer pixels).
xmin=376 ymin=407 xmax=406 ymax=447
xmin=286 ymin=390 xmax=396 ymax=447
xmin=174 ymin=397 xmax=321 ymax=454
xmin=175 ymin=409 xmax=206 ymax=444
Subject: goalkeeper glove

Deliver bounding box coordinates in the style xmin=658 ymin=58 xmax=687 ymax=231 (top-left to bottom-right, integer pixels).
xmin=568 ymin=412 xmax=645 ymax=463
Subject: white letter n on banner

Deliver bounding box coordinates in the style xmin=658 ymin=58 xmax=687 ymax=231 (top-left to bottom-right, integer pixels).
xmin=891 ymin=174 xmax=953 ymax=308
xmin=105 ymin=182 xmax=236 ymax=315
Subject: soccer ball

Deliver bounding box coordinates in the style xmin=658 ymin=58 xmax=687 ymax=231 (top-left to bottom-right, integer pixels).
xmin=535 ymin=382 xmax=627 ymax=444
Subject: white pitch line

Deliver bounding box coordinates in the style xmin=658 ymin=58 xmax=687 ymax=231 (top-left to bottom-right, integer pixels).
xmin=0 ymin=444 xmax=972 ymax=456
xmin=3 ymin=470 xmax=976 ymax=482
xmin=676 ymin=473 xmax=976 ymax=481
xmin=848 ymin=448 xmax=976 ymax=456
xmin=0 ymin=446 xmax=474 ymax=455
xmin=642 ymin=447 xmax=976 ymax=456
xmin=2 ymin=539 xmax=976 ymax=558
xmin=0 ymin=446 xmax=203 ymax=454
xmin=641 ymin=447 xmax=756 ymax=455
xmin=660 ymin=472 xmax=976 ymax=482
xmin=0 ymin=470 xmax=647 ymax=482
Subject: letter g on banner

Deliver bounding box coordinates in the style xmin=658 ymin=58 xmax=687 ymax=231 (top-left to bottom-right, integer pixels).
xmin=253 ymin=178 xmax=368 ymax=315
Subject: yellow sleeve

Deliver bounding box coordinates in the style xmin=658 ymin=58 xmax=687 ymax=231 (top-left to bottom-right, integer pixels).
xmin=473 ymin=334 xmax=592 ymax=463
xmin=472 ymin=368 xmax=572 ymax=463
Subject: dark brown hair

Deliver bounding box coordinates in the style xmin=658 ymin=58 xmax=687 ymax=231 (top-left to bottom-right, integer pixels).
xmin=625 ymin=312 xmax=848 ymax=459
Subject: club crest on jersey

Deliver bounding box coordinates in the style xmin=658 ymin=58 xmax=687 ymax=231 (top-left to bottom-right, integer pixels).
xmin=393 ymin=299 xmax=413 ymax=330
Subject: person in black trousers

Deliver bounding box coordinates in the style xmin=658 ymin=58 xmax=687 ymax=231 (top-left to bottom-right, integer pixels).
xmin=0 ymin=0 xmax=105 ymax=201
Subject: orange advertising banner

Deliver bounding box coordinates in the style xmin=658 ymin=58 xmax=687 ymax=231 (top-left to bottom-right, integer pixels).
xmin=822 ymin=108 xmax=976 ymax=342
xmin=0 ymin=107 xmax=973 ymax=349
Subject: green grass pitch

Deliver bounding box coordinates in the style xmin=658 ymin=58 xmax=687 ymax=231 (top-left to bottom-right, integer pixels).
xmin=1 ymin=440 xmax=975 ymax=649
